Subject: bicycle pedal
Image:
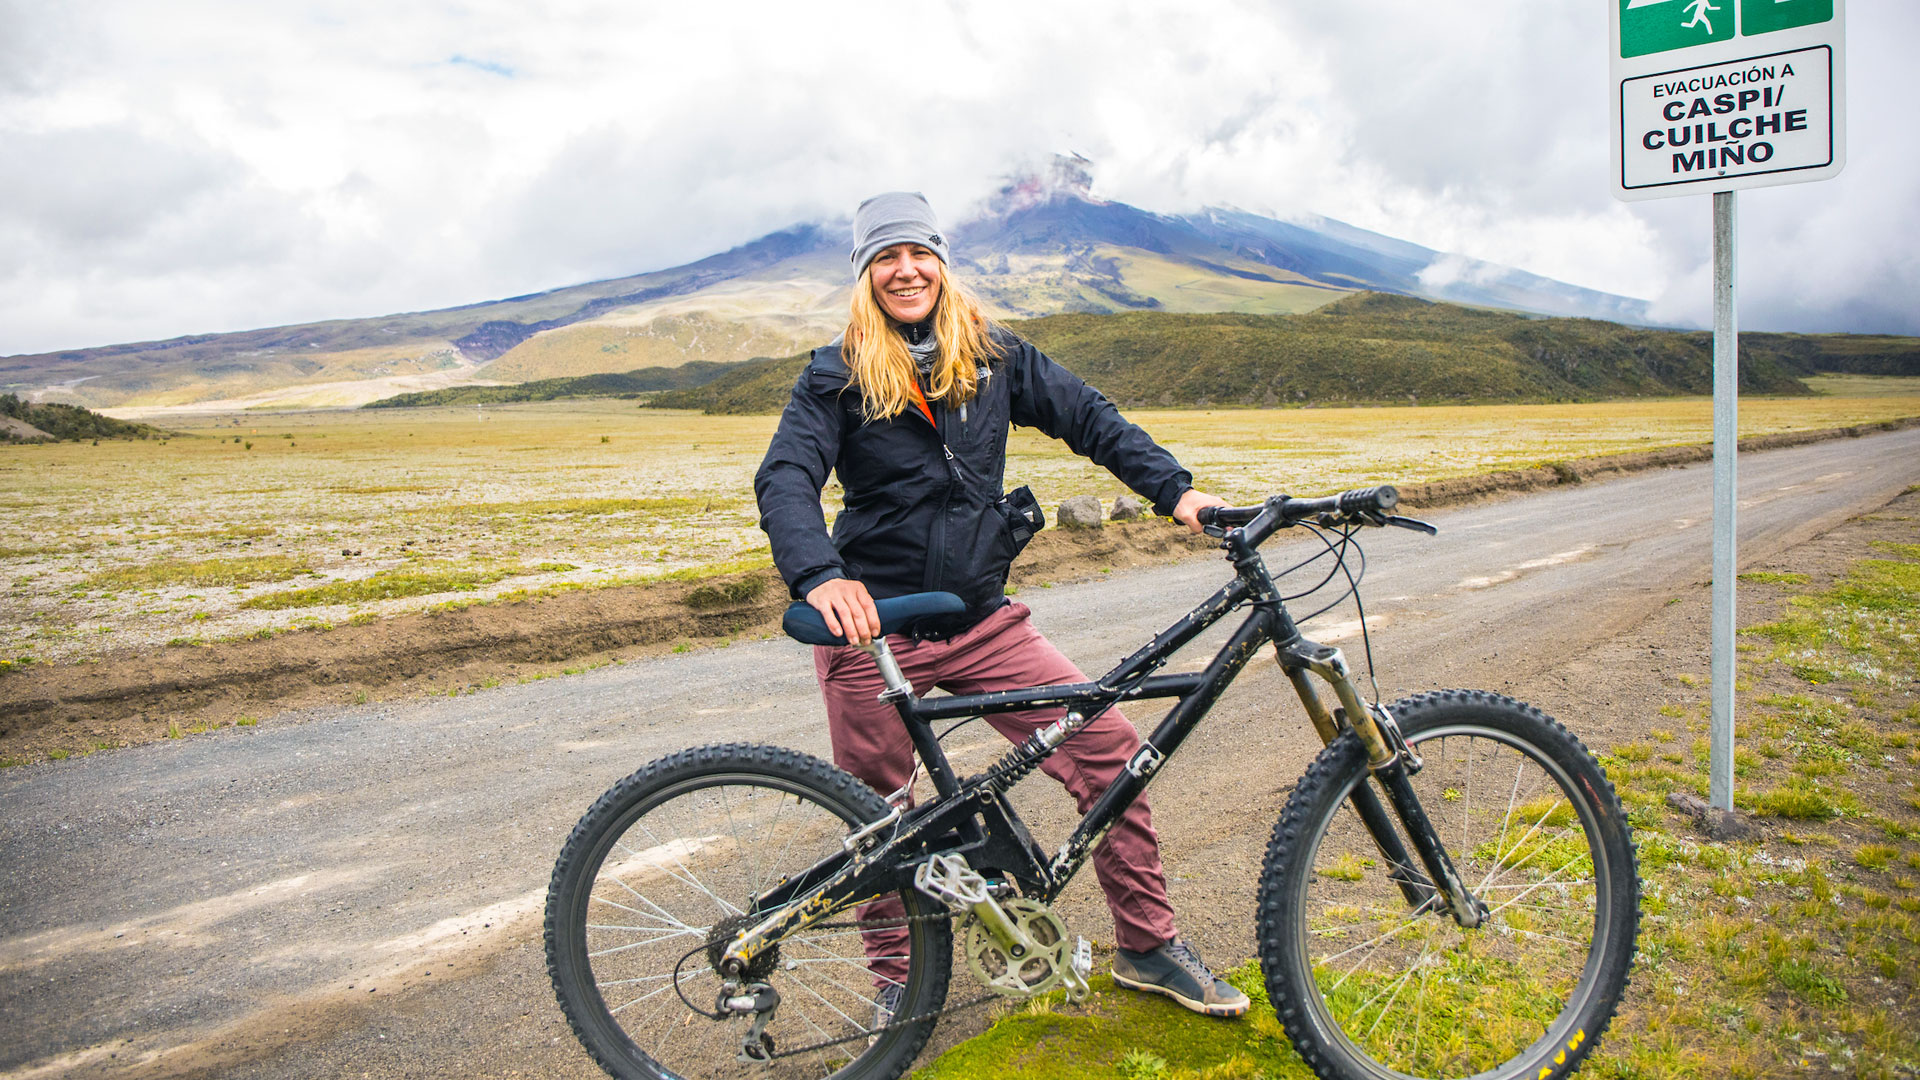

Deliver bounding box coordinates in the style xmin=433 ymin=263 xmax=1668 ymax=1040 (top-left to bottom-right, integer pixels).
xmin=1062 ymin=936 xmax=1093 ymax=1003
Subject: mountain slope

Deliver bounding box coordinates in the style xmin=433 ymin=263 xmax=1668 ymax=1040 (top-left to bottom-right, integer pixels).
xmin=3 ymin=162 xmax=1663 ymax=410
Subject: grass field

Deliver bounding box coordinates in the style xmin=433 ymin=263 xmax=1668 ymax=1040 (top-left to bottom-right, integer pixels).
xmin=1 ymin=392 xmax=1916 ymax=668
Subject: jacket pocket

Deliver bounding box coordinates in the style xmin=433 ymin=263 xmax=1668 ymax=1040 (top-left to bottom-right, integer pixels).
xmin=993 ymin=485 xmax=1045 ymax=558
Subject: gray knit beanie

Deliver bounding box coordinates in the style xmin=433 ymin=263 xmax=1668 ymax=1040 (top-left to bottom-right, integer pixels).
xmin=850 ymin=191 xmax=949 ymax=278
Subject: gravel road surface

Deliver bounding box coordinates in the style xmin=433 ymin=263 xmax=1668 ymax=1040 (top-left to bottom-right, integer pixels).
xmin=3 ymin=426 xmax=1916 ymax=1079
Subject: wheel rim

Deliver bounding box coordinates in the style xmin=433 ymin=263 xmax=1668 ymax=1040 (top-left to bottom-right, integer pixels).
xmin=573 ymin=772 xmax=913 ymax=1079
xmin=1295 ymin=724 xmax=1618 ymax=1080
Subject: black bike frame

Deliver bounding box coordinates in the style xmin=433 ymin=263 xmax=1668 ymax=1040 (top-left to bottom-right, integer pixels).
xmin=748 ymin=530 xmax=1300 ymax=916
xmin=730 ymin=513 xmax=1478 ymax=978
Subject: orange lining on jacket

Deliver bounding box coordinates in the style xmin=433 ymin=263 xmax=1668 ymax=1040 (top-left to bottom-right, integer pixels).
xmin=907 ymin=379 xmax=936 ymax=427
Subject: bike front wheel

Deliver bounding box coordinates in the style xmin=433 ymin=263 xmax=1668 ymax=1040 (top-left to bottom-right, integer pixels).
xmin=546 ymin=743 xmax=953 ymax=1080
xmin=1258 ymin=690 xmax=1639 ymax=1080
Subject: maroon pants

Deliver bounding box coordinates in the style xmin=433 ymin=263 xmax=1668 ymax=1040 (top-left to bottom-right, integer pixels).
xmin=813 ymin=601 xmax=1178 ymax=986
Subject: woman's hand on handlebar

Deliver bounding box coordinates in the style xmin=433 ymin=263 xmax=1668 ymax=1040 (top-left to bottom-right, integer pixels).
xmin=1173 ymin=489 xmax=1229 ymax=535
xmin=805 ymin=577 xmax=880 ymax=645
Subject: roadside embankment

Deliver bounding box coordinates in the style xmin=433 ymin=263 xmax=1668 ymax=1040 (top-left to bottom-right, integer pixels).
xmin=2 ymin=416 xmax=1915 ymax=762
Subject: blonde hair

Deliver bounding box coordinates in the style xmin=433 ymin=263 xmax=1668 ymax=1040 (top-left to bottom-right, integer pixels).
xmin=844 ymin=261 xmax=1001 ymax=422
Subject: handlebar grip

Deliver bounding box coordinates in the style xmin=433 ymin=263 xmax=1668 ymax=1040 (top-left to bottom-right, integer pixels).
xmin=1198 ymin=505 xmax=1261 ymax=528
xmin=1337 ymin=486 xmax=1398 ymax=515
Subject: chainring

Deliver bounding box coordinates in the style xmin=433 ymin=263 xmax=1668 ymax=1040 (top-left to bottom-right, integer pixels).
xmin=961 ymin=898 xmax=1074 ymax=998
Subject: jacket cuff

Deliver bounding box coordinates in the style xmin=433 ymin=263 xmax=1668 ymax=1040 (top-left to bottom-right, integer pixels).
xmin=1151 ymin=480 xmax=1194 ymax=519
xmin=791 ymin=567 xmax=847 ymax=600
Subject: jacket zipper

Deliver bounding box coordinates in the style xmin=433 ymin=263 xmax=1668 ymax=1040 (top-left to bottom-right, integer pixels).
xmin=912 ymin=380 xmax=963 ymax=594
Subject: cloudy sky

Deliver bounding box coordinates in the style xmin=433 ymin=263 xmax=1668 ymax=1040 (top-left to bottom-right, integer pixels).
xmin=2 ymin=0 xmax=1912 ymax=356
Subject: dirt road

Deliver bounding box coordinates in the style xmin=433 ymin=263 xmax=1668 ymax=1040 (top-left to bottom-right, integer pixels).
xmin=3 ymin=426 xmax=1916 ymax=1079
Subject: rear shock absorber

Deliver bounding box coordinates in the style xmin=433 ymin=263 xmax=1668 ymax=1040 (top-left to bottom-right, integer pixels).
xmin=986 ymin=711 xmax=1089 ymax=791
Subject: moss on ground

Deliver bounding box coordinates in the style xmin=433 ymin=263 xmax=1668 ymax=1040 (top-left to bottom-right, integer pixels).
xmin=239 ymin=565 xmax=525 ymax=609
xmin=916 ymin=969 xmax=1308 ymax=1080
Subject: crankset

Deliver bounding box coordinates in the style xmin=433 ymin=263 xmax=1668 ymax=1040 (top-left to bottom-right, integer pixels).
xmin=916 ymin=851 xmax=1091 ymax=1003
xmin=960 ymin=897 xmax=1092 ymax=1001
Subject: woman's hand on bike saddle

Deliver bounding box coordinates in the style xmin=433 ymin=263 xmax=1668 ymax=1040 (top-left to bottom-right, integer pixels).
xmin=806 ymin=577 xmax=882 ymax=645
xmin=1172 ymin=489 xmax=1228 ymax=534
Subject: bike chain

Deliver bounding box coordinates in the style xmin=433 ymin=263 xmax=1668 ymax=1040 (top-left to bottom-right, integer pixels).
xmin=761 ymin=909 xmax=999 ymax=1061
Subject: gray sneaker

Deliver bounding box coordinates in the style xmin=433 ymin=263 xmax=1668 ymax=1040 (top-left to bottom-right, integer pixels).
xmin=1111 ymin=938 xmax=1250 ymax=1017
xmin=869 ymin=983 xmax=906 ymax=1044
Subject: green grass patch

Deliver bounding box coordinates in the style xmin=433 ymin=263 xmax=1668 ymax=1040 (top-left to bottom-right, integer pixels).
xmin=1856 ymin=844 xmax=1900 ymax=871
xmin=85 ymin=555 xmax=312 ymax=590
xmin=238 ymin=565 xmax=526 ymax=609
xmin=1771 ymin=957 xmax=1848 ymax=1006
xmin=684 ymin=576 xmax=767 ymax=610
xmin=168 ymin=524 xmax=276 ymax=540
xmin=1739 ymin=780 xmax=1856 ymax=820
xmin=1738 ymin=571 xmax=1810 ymax=586
xmin=436 ymin=496 xmax=710 ymax=519
xmin=651 ymin=553 xmax=775 ymax=582
xmin=1831 ymin=556 xmax=1920 ymax=614
xmin=914 ymin=967 xmax=1303 ymax=1080
xmin=0 ymin=542 xmax=92 ymax=557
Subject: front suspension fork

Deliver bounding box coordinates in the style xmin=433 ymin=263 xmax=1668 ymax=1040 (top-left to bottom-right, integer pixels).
xmin=1283 ymin=642 xmax=1486 ymax=929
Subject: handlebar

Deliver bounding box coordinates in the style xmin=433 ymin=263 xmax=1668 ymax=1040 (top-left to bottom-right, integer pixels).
xmin=1198 ymin=486 xmax=1435 ymax=539
xmin=1199 ymin=485 xmax=1398 ymax=528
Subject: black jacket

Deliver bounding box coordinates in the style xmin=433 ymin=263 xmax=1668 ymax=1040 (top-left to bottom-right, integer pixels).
xmin=754 ymin=326 xmax=1192 ymax=627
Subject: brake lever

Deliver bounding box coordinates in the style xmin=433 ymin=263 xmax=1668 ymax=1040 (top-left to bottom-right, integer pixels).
xmin=1383 ymin=514 xmax=1438 ymax=535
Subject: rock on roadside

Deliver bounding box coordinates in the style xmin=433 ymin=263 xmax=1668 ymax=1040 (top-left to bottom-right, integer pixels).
xmin=1058 ymin=495 xmax=1103 ymax=529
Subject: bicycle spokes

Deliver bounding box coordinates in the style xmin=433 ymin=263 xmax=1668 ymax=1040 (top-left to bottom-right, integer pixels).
xmin=1268 ymin=696 xmax=1632 ymax=1080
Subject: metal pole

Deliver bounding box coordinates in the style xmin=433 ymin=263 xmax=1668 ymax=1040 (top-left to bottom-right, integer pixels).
xmin=1710 ymin=190 xmax=1738 ymax=812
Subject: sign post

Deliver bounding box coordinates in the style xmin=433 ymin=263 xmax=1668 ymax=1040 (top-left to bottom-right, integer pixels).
xmin=1609 ymin=0 xmax=1845 ymax=813
xmin=1710 ymin=191 xmax=1737 ymax=813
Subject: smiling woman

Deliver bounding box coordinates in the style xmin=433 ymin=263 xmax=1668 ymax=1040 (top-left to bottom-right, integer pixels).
xmin=838 ymin=192 xmax=996 ymax=425
xmin=752 ymin=191 xmax=1246 ymax=1029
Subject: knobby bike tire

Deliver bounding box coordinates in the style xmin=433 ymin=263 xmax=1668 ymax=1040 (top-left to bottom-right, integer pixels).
xmin=1258 ymin=691 xmax=1639 ymax=1080
xmin=546 ymin=743 xmax=953 ymax=1080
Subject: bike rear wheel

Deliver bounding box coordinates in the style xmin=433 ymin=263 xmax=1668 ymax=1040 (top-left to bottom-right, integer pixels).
xmin=1258 ymin=691 xmax=1638 ymax=1080
xmin=546 ymin=743 xmax=952 ymax=1080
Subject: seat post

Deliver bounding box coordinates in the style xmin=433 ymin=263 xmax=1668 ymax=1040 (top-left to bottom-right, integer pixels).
xmin=857 ymin=637 xmax=962 ymax=799
xmin=857 ymin=638 xmax=913 ymax=700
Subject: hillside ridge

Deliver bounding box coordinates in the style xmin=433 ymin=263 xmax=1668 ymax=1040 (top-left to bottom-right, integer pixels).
xmin=634 ymin=294 xmax=1918 ymax=415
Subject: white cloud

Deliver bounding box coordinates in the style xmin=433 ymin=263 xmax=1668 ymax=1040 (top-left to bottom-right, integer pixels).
xmin=0 ymin=0 xmax=1913 ymax=355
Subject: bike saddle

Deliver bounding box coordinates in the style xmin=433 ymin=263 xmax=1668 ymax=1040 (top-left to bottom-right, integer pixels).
xmin=781 ymin=591 xmax=968 ymax=646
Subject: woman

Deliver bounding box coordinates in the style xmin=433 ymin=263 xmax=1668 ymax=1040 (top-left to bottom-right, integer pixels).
xmin=754 ymin=191 xmax=1247 ymax=1021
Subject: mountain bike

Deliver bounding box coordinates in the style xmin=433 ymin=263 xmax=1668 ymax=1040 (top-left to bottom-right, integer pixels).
xmin=545 ymin=485 xmax=1640 ymax=1080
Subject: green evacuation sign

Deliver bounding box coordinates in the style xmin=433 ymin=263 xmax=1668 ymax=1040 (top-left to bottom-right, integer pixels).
xmin=1610 ymin=0 xmax=1845 ymax=199
xmin=1621 ymin=0 xmax=1733 ymax=58
xmin=1741 ymin=0 xmax=1833 ymax=37
xmin=1620 ymin=0 xmax=1833 ymax=58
